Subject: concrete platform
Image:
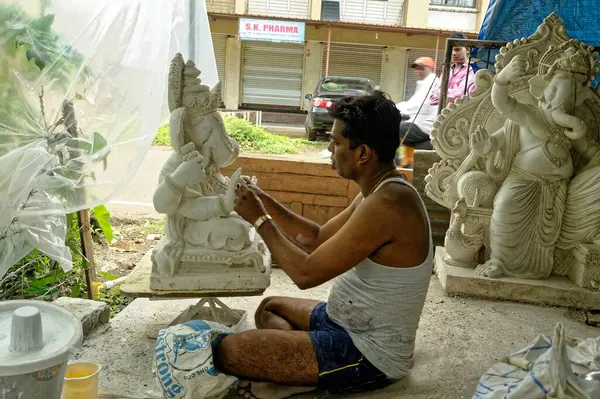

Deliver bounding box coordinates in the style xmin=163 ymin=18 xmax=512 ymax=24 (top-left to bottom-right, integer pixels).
xmin=76 ymin=269 xmax=598 ymax=399
xmin=435 ymin=247 xmax=600 ymax=310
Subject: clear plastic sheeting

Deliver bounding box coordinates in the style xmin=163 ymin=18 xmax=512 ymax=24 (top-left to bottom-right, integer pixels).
xmin=0 ymin=0 xmax=219 ymax=276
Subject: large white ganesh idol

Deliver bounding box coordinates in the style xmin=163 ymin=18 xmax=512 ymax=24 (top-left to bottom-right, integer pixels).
xmin=150 ymin=54 xmax=271 ymax=291
xmin=425 ymin=13 xmax=600 ymax=288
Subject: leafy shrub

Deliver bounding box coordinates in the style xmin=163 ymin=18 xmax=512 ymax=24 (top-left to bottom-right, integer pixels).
xmin=153 ymin=116 xmax=325 ymax=154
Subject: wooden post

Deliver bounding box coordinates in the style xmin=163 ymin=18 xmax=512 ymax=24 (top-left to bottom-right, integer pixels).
xmin=325 ymin=27 xmax=332 ymax=76
xmin=434 ymin=35 xmax=440 ymax=70
xmin=77 ymin=209 xmax=97 ymax=299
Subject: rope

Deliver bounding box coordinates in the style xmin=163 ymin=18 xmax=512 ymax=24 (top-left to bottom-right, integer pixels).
xmin=399 ymin=73 xmax=438 ymax=146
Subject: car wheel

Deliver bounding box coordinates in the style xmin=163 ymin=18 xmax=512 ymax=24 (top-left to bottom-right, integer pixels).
xmin=307 ymin=128 xmax=317 ymax=141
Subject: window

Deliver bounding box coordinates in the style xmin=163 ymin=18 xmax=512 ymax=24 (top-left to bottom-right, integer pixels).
xmin=429 ymin=0 xmax=476 ymax=8
xmin=321 ymin=0 xmax=340 ymax=21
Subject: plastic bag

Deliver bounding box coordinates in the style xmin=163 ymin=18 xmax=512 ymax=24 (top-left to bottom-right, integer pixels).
xmin=0 ymin=0 xmax=219 ymax=276
xmin=154 ymin=320 xmax=238 ymax=399
xmin=473 ymin=323 xmax=600 ymax=399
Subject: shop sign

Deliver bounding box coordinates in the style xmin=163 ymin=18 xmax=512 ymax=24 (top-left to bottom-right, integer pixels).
xmin=239 ymin=18 xmax=305 ymax=44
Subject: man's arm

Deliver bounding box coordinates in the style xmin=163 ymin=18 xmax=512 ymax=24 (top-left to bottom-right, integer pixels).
xmin=446 ymin=67 xmax=475 ymax=104
xmin=429 ymin=78 xmax=441 ymax=106
xmin=257 ymin=190 xmax=363 ymax=252
xmin=256 ymin=192 xmax=393 ymax=290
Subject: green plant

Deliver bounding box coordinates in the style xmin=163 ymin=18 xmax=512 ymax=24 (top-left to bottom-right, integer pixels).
xmin=152 ymin=117 xmax=327 ymax=154
xmin=0 ymin=2 xmax=125 ymax=314
xmin=91 ymin=204 xmax=114 ymax=244
xmin=0 ymin=211 xmax=86 ymax=300
xmin=154 ymin=123 xmax=171 ymax=146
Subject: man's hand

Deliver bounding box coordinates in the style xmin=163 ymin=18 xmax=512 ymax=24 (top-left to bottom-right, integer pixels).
xmin=240 ymin=175 xmax=264 ymax=197
xmin=235 ymin=182 xmax=268 ymax=226
xmin=496 ymin=55 xmax=528 ymax=85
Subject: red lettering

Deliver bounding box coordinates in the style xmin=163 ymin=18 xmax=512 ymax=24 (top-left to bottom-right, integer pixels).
xmin=264 ymin=24 xmax=269 ymax=31
xmin=254 ymin=24 xmax=260 ymax=31
xmin=294 ymin=27 xmax=298 ymax=34
xmin=245 ymin=23 xmax=251 ymax=30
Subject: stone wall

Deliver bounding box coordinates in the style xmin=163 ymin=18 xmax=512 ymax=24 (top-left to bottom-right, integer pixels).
xmin=222 ymin=155 xmax=354 ymax=224
xmin=222 ymin=155 xmax=413 ymax=225
xmin=413 ymin=150 xmax=449 ymax=246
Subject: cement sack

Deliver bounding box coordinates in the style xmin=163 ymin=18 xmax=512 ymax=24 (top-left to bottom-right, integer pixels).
xmin=473 ymin=323 xmax=600 ymax=399
xmin=154 ymin=320 xmax=239 ymax=399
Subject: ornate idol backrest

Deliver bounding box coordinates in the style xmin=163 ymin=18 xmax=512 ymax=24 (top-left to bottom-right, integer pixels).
xmin=426 ymin=12 xmax=600 ymax=208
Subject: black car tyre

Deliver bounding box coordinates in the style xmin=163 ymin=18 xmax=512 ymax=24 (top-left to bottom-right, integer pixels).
xmin=307 ymin=127 xmax=318 ymax=141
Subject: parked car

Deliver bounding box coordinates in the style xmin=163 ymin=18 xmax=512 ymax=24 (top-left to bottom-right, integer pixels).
xmin=304 ymin=76 xmax=376 ymax=141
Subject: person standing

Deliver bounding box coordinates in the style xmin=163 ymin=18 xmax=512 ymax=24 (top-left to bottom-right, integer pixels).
xmin=429 ymin=32 xmax=476 ymax=108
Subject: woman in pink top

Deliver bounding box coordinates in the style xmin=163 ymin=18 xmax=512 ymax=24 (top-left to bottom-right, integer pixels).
xmin=429 ymin=32 xmax=476 ymax=107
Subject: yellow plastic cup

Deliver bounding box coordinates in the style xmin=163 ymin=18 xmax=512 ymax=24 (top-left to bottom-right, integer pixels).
xmin=62 ymin=361 xmax=101 ymax=399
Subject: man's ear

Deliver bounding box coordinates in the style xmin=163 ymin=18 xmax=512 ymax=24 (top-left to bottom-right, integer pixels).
xmin=358 ymin=145 xmax=372 ymax=164
xmin=528 ymin=75 xmax=546 ymax=100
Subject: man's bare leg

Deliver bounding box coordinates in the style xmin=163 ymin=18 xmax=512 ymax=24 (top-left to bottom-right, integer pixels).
xmin=216 ymin=329 xmax=319 ymax=399
xmin=255 ymin=297 xmax=321 ymax=331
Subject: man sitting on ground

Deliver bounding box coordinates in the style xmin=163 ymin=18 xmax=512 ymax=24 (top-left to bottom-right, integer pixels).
xmin=396 ymin=56 xmax=439 ymax=152
xmin=215 ymin=91 xmax=434 ymax=398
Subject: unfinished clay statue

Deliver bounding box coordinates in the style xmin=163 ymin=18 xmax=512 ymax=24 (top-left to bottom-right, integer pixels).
xmin=150 ymin=54 xmax=270 ymax=291
xmin=425 ymin=13 xmax=600 ymax=287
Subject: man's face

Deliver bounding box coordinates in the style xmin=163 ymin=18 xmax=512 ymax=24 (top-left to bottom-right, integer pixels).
xmin=328 ymin=119 xmax=358 ymax=179
xmin=452 ymin=46 xmax=468 ymax=64
xmin=414 ymin=66 xmax=431 ymax=80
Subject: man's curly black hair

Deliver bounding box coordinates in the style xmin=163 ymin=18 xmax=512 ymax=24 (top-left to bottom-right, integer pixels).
xmin=329 ymin=90 xmax=401 ymax=164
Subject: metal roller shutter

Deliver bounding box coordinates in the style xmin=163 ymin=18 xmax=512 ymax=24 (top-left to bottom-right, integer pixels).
xmin=241 ymin=41 xmax=305 ymax=107
xmin=340 ymin=0 xmax=405 ymax=25
xmin=322 ymin=43 xmax=383 ymax=85
xmin=248 ymin=0 xmax=310 ymax=18
xmin=212 ymin=34 xmax=227 ymax=104
xmin=404 ymin=48 xmax=445 ymax=100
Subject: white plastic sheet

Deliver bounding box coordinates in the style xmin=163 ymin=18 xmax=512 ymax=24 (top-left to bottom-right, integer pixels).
xmin=473 ymin=323 xmax=600 ymax=399
xmin=0 ymin=0 xmax=218 ymax=276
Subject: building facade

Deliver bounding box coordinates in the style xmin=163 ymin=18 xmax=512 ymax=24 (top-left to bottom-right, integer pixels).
xmin=207 ymin=0 xmax=489 ymax=111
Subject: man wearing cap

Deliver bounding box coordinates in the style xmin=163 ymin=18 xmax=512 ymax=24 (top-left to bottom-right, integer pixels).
xmin=429 ymin=32 xmax=476 ymax=107
xmin=396 ymin=56 xmax=438 ymax=153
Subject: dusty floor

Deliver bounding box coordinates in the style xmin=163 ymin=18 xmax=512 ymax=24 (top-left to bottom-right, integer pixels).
xmin=77 ymin=266 xmax=599 ymax=399
xmin=94 ymin=217 xmax=164 ymax=276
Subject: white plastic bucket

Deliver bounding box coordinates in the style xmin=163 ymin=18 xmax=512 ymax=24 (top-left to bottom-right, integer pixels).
xmin=0 ymin=300 xmax=83 ymax=399
xmin=0 ymin=362 xmax=69 ymax=399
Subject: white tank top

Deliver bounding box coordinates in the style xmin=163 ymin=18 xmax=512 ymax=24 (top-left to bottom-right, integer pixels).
xmin=326 ymin=177 xmax=433 ymax=379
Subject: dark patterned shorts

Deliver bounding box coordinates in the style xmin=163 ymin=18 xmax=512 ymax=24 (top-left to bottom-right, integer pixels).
xmin=308 ymin=302 xmax=393 ymax=393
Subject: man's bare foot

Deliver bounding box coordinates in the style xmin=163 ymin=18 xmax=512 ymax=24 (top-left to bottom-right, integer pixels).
xmin=475 ymin=258 xmax=505 ymax=278
xmin=237 ymin=380 xmax=317 ymax=399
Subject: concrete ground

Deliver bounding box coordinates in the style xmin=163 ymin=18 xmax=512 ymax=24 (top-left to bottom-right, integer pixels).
xmin=78 ymin=268 xmax=598 ymax=399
